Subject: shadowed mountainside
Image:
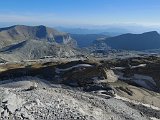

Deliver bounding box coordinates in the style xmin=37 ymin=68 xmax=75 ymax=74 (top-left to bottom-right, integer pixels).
xmin=95 ymin=31 xmax=160 ymax=50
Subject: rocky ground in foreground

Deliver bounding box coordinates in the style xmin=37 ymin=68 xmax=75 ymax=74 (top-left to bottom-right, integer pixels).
xmin=0 ymin=77 xmax=151 ymax=120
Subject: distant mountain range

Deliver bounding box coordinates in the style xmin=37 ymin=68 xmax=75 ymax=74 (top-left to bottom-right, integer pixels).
xmin=56 ymin=27 xmax=127 ymax=36
xmin=94 ymin=31 xmax=160 ymax=51
xmin=0 ymin=25 xmax=160 ymax=61
xmin=56 ymin=25 xmax=160 ymax=35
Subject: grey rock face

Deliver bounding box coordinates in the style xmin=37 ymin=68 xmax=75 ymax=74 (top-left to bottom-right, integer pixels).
xmin=0 ymin=39 xmax=80 ymax=61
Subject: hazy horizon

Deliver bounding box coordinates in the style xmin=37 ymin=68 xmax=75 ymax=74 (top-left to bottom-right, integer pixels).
xmin=1 ymin=0 xmax=160 ymax=33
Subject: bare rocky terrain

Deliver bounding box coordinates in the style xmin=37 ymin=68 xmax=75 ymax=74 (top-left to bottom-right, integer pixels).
xmin=0 ymin=77 xmax=151 ymax=120
xmin=0 ymin=56 xmax=160 ymax=120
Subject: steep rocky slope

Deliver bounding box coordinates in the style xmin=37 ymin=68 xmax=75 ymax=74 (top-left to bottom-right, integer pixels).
xmin=0 ymin=25 xmax=77 ymax=48
xmin=0 ymin=39 xmax=80 ymax=61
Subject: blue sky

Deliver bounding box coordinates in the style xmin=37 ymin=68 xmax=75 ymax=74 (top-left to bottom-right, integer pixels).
xmin=0 ymin=0 xmax=160 ymax=27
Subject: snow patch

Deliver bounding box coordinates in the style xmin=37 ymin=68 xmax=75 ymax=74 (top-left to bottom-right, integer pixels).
xmin=133 ymin=74 xmax=156 ymax=86
xmin=113 ymin=67 xmax=125 ymax=70
xmin=116 ymin=72 xmax=156 ymax=90
xmin=55 ymin=64 xmax=93 ymax=73
xmin=150 ymin=117 xmax=160 ymax=120
xmin=115 ymin=94 xmax=160 ymax=111
xmin=133 ymin=80 xmax=151 ymax=89
xmin=92 ymin=77 xmax=99 ymax=80
xmin=131 ymin=64 xmax=146 ymax=69
xmin=113 ymin=64 xmax=146 ymax=70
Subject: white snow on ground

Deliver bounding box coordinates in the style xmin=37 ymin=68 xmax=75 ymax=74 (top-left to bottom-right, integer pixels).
xmin=0 ymin=63 xmax=5 ymax=65
xmin=132 ymin=74 xmax=157 ymax=89
xmin=115 ymin=94 xmax=160 ymax=111
xmin=115 ymin=71 xmax=156 ymax=89
xmin=0 ymin=76 xmax=50 ymax=89
xmin=0 ymin=80 xmax=33 ymax=89
xmin=112 ymin=67 xmax=125 ymax=70
xmin=113 ymin=64 xmax=146 ymax=70
xmin=131 ymin=64 xmax=146 ymax=69
xmin=150 ymin=117 xmax=160 ymax=120
xmin=55 ymin=64 xmax=93 ymax=73
xmin=133 ymin=74 xmax=156 ymax=85
xmin=92 ymin=77 xmax=99 ymax=81
xmin=133 ymin=80 xmax=151 ymax=89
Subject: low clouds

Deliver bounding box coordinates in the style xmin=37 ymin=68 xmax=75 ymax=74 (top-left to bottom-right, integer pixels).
xmin=0 ymin=12 xmax=58 ymax=24
xmin=0 ymin=12 xmax=160 ymax=28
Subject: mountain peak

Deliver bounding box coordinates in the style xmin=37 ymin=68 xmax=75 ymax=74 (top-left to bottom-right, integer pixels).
xmin=0 ymin=25 xmax=77 ymax=49
xmin=142 ymin=31 xmax=159 ymax=35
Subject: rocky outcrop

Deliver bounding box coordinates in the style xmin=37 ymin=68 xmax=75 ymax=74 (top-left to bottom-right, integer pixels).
xmin=54 ymin=61 xmax=107 ymax=86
